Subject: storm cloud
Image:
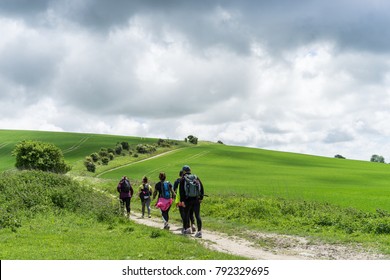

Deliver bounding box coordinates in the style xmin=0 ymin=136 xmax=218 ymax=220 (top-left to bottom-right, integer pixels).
xmin=1 ymin=0 xmax=390 ymax=160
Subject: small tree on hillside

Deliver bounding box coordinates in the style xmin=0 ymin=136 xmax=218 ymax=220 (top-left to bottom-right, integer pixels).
xmin=187 ymin=135 xmax=198 ymax=145
xmin=12 ymin=140 xmax=71 ymax=174
xmin=370 ymin=154 xmax=385 ymax=163
xmin=334 ymin=154 xmax=346 ymax=159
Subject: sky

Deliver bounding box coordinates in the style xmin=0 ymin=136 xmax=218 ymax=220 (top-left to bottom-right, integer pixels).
xmin=1 ymin=0 xmax=390 ymax=161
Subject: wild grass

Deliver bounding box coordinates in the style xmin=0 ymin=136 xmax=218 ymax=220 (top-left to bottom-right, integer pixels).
xmin=0 ymin=170 xmax=243 ymax=260
xmin=2 ymin=129 xmax=390 ymax=258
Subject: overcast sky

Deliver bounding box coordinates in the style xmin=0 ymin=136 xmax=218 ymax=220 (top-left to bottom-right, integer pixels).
xmin=1 ymin=0 xmax=390 ymax=161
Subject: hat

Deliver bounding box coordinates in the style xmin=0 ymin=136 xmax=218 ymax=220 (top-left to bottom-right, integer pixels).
xmin=182 ymin=165 xmax=191 ymax=172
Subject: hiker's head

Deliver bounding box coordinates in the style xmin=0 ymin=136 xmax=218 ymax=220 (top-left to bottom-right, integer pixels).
xmin=142 ymin=176 xmax=148 ymax=183
xmin=182 ymin=165 xmax=191 ymax=173
xmin=122 ymin=176 xmax=127 ymax=180
xmin=159 ymin=172 xmax=166 ymax=181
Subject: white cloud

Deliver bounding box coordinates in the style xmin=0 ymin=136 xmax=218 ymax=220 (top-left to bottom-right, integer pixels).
xmin=1 ymin=1 xmax=390 ymax=161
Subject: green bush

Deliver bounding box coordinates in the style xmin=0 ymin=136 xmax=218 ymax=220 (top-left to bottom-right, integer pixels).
xmin=0 ymin=170 xmax=118 ymax=231
xmin=12 ymin=140 xmax=71 ymax=174
xmin=136 ymin=144 xmax=156 ymax=154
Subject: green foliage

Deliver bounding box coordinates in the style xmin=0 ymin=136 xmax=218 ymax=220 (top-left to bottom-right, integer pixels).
xmin=371 ymin=154 xmax=385 ymax=163
xmin=90 ymin=153 xmax=100 ymax=162
xmin=157 ymin=139 xmax=177 ymax=147
xmin=0 ymin=170 xmax=119 ymax=231
xmin=12 ymin=140 xmax=71 ymax=174
xmin=136 ymin=144 xmax=157 ymax=154
xmin=202 ymin=195 xmax=390 ymax=237
xmin=187 ymin=135 xmax=198 ymax=144
xmin=84 ymin=157 xmax=96 ymax=172
xmin=121 ymin=141 xmax=130 ymax=150
xmin=115 ymin=144 xmax=123 ymax=155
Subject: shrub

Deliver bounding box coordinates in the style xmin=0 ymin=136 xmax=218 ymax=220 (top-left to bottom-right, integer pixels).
xmin=187 ymin=135 xmax=198 ymax=145
xmin=121 ymin=141 xmax=130 ymax=150
xmin=115 ymin=144 xmax=123 ymax=155
xmin=136 ymin=144 xmax=156 ymax=154
xmin=12 ymin=140 xmax=71 ymax=174
xmin=101 ymin=157 xmax=110 ymax=165
xmin=0 ymin=170 xmax=119 ymax=230
xmin=90 ymin=153 xmax=100 ymax=162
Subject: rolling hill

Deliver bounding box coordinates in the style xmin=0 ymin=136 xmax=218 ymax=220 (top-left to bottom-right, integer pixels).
xmin=2 ymin=129 xmax=390 ymax=212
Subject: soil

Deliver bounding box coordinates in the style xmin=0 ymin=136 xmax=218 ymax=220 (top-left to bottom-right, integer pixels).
xmin=129 ymin=210 xmax=386 ymax=260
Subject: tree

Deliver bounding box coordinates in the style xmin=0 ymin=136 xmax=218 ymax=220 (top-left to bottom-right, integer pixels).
xmin=334 ymin=154 xmax=346 ymax=159
xmin=121 ymin=141 xmax=130 ymax=150
xmin=187 ymin=135 xmax=198 ymax=145
xmin=12 ymin=140 xmax=71 ymax=174
xmin=370 ymin=154 xmax=385 ymax=163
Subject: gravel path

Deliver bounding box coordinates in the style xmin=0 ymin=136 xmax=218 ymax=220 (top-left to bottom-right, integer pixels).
xmin=128 ymin=210 xmax=386 ymax=260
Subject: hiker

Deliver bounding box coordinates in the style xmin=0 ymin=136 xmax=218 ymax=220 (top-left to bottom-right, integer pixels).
xmin=137 ymin=176 xmax=153 ymax=218
xmin=153 ymin=172 xmax=175 ymax=230
xmin=179 ymin=165 xmax=204 ymax=238
xmin=117 ymin=176 xmax=134 ymax=217
xmin=174 ymin=170 xmax=196 ymax=233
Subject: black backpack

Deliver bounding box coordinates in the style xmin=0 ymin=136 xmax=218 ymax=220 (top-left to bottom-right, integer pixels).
xmin=139 ymin=184 xmax=151 ymax=201
xmin=121 ymin=179 xmax=131 ymax=193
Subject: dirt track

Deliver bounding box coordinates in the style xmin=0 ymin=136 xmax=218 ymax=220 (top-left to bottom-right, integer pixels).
xmin=128 ymin=210 xmax=386 ymax=260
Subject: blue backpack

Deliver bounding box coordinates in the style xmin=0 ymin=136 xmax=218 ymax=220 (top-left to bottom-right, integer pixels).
xmin=161 ymin=181 xmax=171 ymax=199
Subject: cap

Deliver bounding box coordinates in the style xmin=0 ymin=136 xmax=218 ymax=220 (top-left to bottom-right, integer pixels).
xmin=182 ymin=165 xmax=191 ymax=172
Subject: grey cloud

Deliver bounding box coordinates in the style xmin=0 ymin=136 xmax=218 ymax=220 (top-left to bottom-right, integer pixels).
xmin=324 ymin=130 xmax=354 ymax=144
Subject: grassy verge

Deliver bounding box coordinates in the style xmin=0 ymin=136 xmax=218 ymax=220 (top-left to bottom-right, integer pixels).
xmin=0 ymin=170 xmax=243 ymax=260
xmin=200 ymin=195 xmax=390 ymax=255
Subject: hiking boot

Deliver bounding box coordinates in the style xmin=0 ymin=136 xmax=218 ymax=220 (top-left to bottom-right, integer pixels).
xmin=191 ymin=224 xmax=196 ymax=233
xmin=194 ymin=231 xmax=202 ymax=238
xmin=163 ymin=222 xmax=170 ymax=230
xmin=148 ymin=215 xmax=151 ymax=218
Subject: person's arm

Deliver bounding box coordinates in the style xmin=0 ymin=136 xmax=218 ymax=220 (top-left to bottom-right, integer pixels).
xmin=198 ymin=177 xmax=204 ymax=201
xmin=152 ymin=183 xmax=159 ymax=200
xmin=179 ymin=178 xmax=186 ymax=206
xmin=169 ymin=182 xmax=176 ymax=197
xmin=130 ymin=184 xmax=134 ymax=197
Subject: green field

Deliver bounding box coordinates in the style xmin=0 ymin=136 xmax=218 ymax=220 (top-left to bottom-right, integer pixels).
xmin=2 ymin=129 xmax=390 ymax=258
xmin=100 ymin=143 xmax=390 ymax=213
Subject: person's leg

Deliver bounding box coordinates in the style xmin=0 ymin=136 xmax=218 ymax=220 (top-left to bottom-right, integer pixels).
xmin=189 ymin=207 xmax=196 ymax=232
xmin=193 ymin=201 xmax=202 ymax=238
xmin=125 ymin=197 xmax=131 ymax=214
xmin=141 ymin=200 xmax=146 ymax=217
xmin=183 ymin=200 xmax=194 ymax=233
xmin=146 ymin=198 xmax=151 ymax=217
xmin=162 ymin=206 xmax=171 ymax=229
xmin=179 ymin=206 xmax=186 ymax=224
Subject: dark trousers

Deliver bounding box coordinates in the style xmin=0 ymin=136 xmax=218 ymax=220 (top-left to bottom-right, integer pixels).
xmin=183 ymin=199 xmax=202 ymax=231
xmin=161 ymin=205 xmax=171 ymax=223
xmin=179 ymin=206 xmax=195 ymax=226
xmin=121 ymin=197 xmax=131 ymax=213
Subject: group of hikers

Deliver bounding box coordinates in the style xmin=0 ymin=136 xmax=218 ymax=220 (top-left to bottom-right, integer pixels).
xmin=116 ymin=165 xmax=204 ymax=238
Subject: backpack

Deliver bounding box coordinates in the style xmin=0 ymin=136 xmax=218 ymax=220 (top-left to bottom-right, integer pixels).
xmin=139 ymin=184 xmax=150 ymax=201
xmin=161 ymin=181 xmax=171 ymax=199
xmin=121 ymin=179 xmax=131 ymax=193
xmin=184 ymin=174 xmax=200 ymax=198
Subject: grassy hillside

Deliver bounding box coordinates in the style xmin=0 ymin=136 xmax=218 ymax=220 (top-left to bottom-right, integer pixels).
xmin=2 ymin=129 xmax=390 ymax=212
xmin=2 ymin=129 xmax=390 ymax=257
xmin=0 ymin=129 xmax=159 ymax=171
xmin=101 ymin=143 xmax=390 ymax=213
